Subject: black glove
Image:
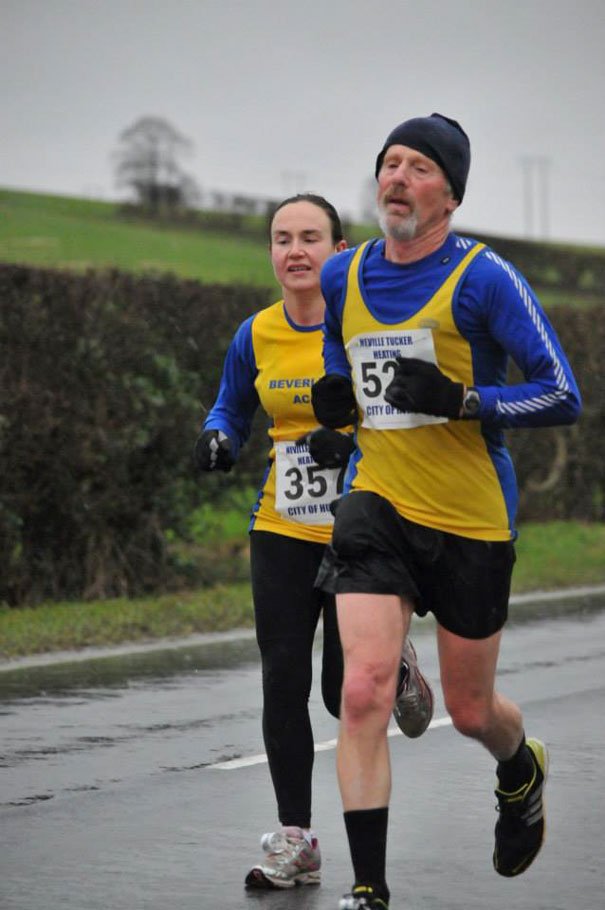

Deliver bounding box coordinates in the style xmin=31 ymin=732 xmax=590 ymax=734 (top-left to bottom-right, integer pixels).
xmin=311 ymin=374 xmax=357 ymax=429
xmin=193 ymin=429 xmax=235 ymax=472
xmin=384 ymin=357 xmax=463 ymax=419
xmin=296 ymin=428 xmax=355 ymax=469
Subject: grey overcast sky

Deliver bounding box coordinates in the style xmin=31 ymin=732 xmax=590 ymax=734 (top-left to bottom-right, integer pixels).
xmin=2 ymin=0 xmax=604 ymax=246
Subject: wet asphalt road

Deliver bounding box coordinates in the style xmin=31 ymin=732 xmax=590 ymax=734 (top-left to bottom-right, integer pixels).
xmin=1 ymin=592 xmax=605 ymax=910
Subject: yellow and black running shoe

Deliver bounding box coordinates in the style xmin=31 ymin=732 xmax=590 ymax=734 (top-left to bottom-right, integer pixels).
xmin=339 ymin=884 xmax=389 ymax=909
xmin=493 ymin=737 xmax=549 ymax=877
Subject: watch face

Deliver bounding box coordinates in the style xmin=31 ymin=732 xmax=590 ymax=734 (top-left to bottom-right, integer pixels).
xmin=463 ymin=390 xmax=480 ymax=416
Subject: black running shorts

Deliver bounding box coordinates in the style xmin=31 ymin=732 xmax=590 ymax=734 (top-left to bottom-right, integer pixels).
xmin=315 ymin=490 xmax=516 ymax=640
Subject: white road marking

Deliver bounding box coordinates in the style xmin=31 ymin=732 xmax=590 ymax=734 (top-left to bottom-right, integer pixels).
xmin=210 ymin=715 xmax=453 ymax=770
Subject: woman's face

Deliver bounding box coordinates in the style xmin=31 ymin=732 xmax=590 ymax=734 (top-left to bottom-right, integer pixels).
xmin=270 ymin=201 xmax=342 ymax=294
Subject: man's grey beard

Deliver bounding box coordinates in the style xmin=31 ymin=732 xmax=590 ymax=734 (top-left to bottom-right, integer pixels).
xmin=377 ymin=206 xmax=419 ymax=241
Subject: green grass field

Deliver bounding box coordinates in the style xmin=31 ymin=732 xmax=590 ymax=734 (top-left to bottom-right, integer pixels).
xmin=0 ymin=188 xmax=281 ymax=287
xmin=0 ymin=188 xmax=385 ymax=285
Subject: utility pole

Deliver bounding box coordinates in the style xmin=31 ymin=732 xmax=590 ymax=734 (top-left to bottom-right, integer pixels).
xmin=520 ymin=156 xmax=535 ymax=238
xmin=536 ymin=156 xmax=551 ymax=239
xmin=519 ymin=155 xmax=551 ymax=239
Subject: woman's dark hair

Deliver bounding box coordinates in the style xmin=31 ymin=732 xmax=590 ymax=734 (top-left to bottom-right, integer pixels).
xmin=270 ymin=193 xmax=344 ymax=244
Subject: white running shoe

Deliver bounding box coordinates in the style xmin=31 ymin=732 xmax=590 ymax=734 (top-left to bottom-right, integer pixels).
xmin=244 ymin=826 xmax=321 ymax=889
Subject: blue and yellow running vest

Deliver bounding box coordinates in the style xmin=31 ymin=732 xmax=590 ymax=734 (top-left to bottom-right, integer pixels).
xmin=249 ymin=301 xmax=344 ymax=543
xmin=342 ymin=241 xmax=513 ymax=541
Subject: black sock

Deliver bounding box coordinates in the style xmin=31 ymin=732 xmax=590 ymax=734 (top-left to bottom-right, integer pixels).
xmin=496 ymin=734 xmax=534 ymax=791
xmin=343 ymin=807 xmax=390 ymax=902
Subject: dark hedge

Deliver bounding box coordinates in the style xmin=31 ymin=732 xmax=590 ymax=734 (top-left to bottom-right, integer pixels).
xmin=0 ymin=264 xmax=270 ymax=604
xmin=509 ymin=305 xmax=604 ymax=523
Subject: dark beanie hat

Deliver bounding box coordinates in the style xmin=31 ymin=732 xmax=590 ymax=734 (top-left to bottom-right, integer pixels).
xmin=374 ymin=112 xmax=471 ymax=202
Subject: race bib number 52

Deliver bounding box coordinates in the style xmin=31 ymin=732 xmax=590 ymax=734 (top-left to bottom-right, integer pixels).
xmin=274 ymin=440 xmax=346 ymax=525
xmin=347 ymin=329 xmax=447 ymax=430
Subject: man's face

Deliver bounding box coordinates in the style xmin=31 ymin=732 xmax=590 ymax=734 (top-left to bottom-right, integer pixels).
xmin=376 ymin=144 xmax=458 ymax=241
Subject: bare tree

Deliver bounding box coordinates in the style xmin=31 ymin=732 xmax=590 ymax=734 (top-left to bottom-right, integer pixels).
xmin=114 ymin=116 xmax=200 ymax=214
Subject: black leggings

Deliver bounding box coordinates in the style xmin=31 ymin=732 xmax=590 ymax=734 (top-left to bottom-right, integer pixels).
xmin=250 ymin=530 xmax=343 ymax=829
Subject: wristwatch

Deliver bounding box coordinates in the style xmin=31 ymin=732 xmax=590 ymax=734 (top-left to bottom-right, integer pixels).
xmin=461 ymin=387 xmax=481 ymax=418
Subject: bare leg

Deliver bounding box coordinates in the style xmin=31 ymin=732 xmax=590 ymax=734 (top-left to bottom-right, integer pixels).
xmin=336 ymin=593 xmax=413 ymax=808
xmin=437 ymin=623 xmax=524 ymax=761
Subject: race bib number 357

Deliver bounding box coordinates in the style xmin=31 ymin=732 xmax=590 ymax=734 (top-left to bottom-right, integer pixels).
xmin=347 ymin=329 xmax=447 ymax=430
xmin=274 ymin=441 xmax=346 ymax=525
